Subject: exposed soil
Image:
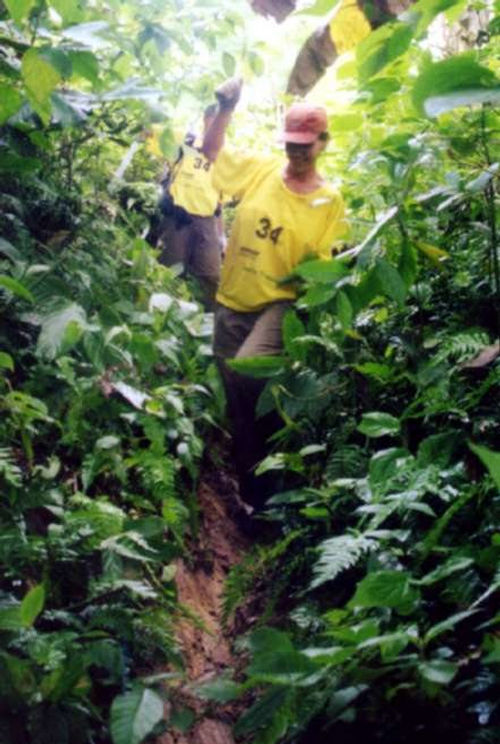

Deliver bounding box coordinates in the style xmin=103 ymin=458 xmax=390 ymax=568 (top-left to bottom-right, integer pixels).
xmin=156 ymin=462 xmax=254 ymax=744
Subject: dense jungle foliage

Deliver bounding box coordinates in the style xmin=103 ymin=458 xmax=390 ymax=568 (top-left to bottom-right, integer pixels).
xmin=0 ymin=0 xmax=499 ymax=743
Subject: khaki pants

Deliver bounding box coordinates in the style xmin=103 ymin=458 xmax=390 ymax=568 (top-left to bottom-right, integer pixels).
xmin=158 ymin=214 xmax=220 ymax=310
xmin=214 ymin=302 xmax=290 ymax=509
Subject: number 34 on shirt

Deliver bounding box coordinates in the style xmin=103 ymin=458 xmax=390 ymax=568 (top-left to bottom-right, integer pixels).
xmin=255 ymin=217 xmax=283 ymax=246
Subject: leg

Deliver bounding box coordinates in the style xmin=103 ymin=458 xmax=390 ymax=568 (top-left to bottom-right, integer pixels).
xmin=157 ymin=215 xmax=191 ymax=271
xmin=188 ymin=216 xmax=221 ymax=311
xmin=214 ymin=303 xmax=289 ymax=510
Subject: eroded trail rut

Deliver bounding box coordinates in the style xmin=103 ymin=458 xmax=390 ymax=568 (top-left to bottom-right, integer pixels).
xmin=158 ymin=467 xmax=252 ymax=744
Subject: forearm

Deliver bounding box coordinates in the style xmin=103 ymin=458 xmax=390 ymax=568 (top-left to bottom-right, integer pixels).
xmin=202 ymin=107 xmax=233 ymax=162
xmin=202 ymin=77 xmax=242 ymax=162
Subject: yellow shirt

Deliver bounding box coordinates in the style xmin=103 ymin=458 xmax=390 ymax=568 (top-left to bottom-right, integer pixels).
xmin=169 ymin=142 xmax=220 ymax=217
xmin=328 ymin=0 xmax=371 ymax=55
xmin=212 ymin=149 xmax=347 ymax=312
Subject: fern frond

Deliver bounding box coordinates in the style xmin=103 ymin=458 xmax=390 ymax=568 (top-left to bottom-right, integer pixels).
xmin=435 ymin=330 xmax=490 ymax=366
xmin=310 ymin=533 xmax=376 ymax=589
xmin=0 ymin=447 xmax=22 ymax=487
xmin=137 ymin=450 xmax=176 ymax=502
xmin=325 ymin=445 xmax=367 ymax=481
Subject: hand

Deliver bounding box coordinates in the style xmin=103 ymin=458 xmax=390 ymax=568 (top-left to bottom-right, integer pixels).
xmin=215 ymin=77 xmax=243 ymax=111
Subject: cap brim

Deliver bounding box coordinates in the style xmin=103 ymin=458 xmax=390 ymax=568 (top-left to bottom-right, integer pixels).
xmin=282 ymin=131 xmax=317 ymax=144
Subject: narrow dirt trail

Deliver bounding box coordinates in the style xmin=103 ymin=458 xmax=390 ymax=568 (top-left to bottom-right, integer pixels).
xmin=157 ymin=465 xmax=252 ymax=744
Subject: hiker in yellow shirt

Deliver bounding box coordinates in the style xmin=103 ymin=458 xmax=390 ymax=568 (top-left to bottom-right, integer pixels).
xmin=156 ymin=104 xmax=224 ymax=309
xmin=202 ymin=78 xmax=348 ymax=511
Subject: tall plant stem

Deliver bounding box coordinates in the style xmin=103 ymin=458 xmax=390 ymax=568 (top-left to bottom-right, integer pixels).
xmin=480 ymin=107 xmax=499 ymax=338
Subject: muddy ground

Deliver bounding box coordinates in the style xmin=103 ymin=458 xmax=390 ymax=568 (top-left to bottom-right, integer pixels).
xmin=156 ymin=463 xmax=256 ymax=744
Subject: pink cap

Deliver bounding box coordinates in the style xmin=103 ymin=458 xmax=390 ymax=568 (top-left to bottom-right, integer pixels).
xmin=283 ymin=103 xmax=328 ymax=144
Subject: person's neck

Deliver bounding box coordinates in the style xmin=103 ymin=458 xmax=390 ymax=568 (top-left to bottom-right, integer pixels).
xmin=283 ymin=163 xmax=323 ymax=194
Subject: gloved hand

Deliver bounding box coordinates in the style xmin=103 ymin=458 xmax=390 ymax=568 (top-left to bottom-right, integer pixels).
xmin=215 ymin=77 xmax=243 ymax=111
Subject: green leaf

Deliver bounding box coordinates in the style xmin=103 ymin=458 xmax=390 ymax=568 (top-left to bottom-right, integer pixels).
xmin=354 ymin=362 xmax=393 ymax=382
xmin=349 ymin=571 xmax=419 ymax=612
xmin=375 ymin=259 xmax=407 ymax=306
xmin=297 ymin=283 xmax=336 ymax=308
xmin=358 ymin=411 xmax=400 ymax=438
xmin=283 ymin=310 xmax=306 ymax=361
xmin=406 ymin=0 xmax=463 ymax=36
xmin=39 ymin=47 xmax=72 ymax=78
xmin=412 ymin=54 xmax=500 ymax=117
xmin=468 ymin=442 xmax=500 ymax=490
xmin=0 ymin=352 xmax=14 ymax=371
xmin=336 ymin=290 xmax=352 ymax=330
xmin=250 ymin=628 xmax=295 ymax=655
xmin=222 ymin=52 xmax=236 ymax=76
xmin=4 ymin=0 xmax=37 ymax=24
xmin=369 ymin=447 xmax=409 ymax=489
xmin=169 ymin=708 xmax=195 ymax=733
xmin=424 ymin=609 xmax=478 ymax=643
xmin=50 ymin=0 xmax=84 ymax=24
xmin=110 ymin=687 xmax=164 ymax=744
xmin=0 ymin=238 xmax=21 ymax=263
xmin=196 ymin=677 xmax=242 ymax=702
xmin=0 ymin=605 xmax=22 ymax=630
xmin=248 ymin=50 xmax=264 ymax=76
xmin=20 ymin=585 xmax=45 ymax=627
xmin=0 ymin=85 xmax=22 ymax=124
xmin=68 ymin=50 xmax=99 ymax=85
xmin=293 ymin=258 xmax=349 ymax=284
xmin=418 ymin=659 xmax=458 ymax=685
xmin=22 ymin=48 xmax=61 ymax=124
xmin=235 ymin=686 xmax=292 ymax=737
xmin=398 ymin=241 xmax=418 ymax=286
xmin=247 ymin=649 xmax=316 ymax=681
xmin=352 ymin=206 xmax=398 ymax=256
xmin=228 ymin=355 xmax=286 ymax=378
xmin=0 ymin=275 xmax=34 ymax=302
xmin=0 ymin=153 xmax=42 ymax=174
xmin=418 ymin=556 xmax=474 ymax=586
xmin=330 ymin=113 xmax=363 ymax=132
xmin=357 ymin=22 xmax=414 ymax=82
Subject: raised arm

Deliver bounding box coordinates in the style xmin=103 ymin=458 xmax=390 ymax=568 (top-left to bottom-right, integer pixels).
xmin=202 ymin=77 xmax=242 ymax=162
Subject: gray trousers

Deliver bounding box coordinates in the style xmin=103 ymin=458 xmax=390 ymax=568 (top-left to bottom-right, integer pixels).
xmin=213 ymin=302 xmax=290 ymax=508
xmin=158 ymin=213 xmax=220 ymax=310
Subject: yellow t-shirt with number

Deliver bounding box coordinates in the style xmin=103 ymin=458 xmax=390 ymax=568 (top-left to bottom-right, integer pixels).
xmin=169 ymin=143 xmax=219 ymax=217
xmin=212 ymin=149 xmax=347 ymax=312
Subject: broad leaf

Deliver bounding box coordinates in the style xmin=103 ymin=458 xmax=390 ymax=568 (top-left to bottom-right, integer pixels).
xmin=293 ymin=258 xmax=348 ymax=284
xmin=418 ymin=659 xmax=458 ymax=685
xmin=0 ymin=85 xmax=22 ymax=124
xmin=349 ymin=570 xmax=419 ymax=612
xmin=358 ymin=411 xmax=400 ymax=438
xmin=20 ymin=585 xmax=45 ymax=627
xmin=0 ymin=275 xmax=34 ymax=302
xmin=283 ymin=310 xmax=306 ymax=361
xmin=418 ymin=556 xmax=474 ymax=586
xmin=0 ymin=352 xmax=14 ymax=371
xmin=228 ymin=355 xmax=286 ymax=378
xmin=424 ymin=609 xmax=478 ymax=643
xmin=412 ymin=54 xmax=500 ymax=117
xmin=357 ymin=22 xmax=413 ymax=82
xmin=4 ymin=0 xmax=36 ymax=23
xmin=22 ymin=49 xmax=61 ymax=124
xmin=375 ymin=259 xmax=407 ymax=306
xmin=110 ymin=687 xmax=164 ymax=744
xmin=468 ymin=442 xmax=500 ymax=490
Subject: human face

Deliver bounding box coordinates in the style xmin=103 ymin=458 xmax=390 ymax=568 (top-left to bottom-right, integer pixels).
xmin=285 ymin=138 xmax=324 ymax=174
